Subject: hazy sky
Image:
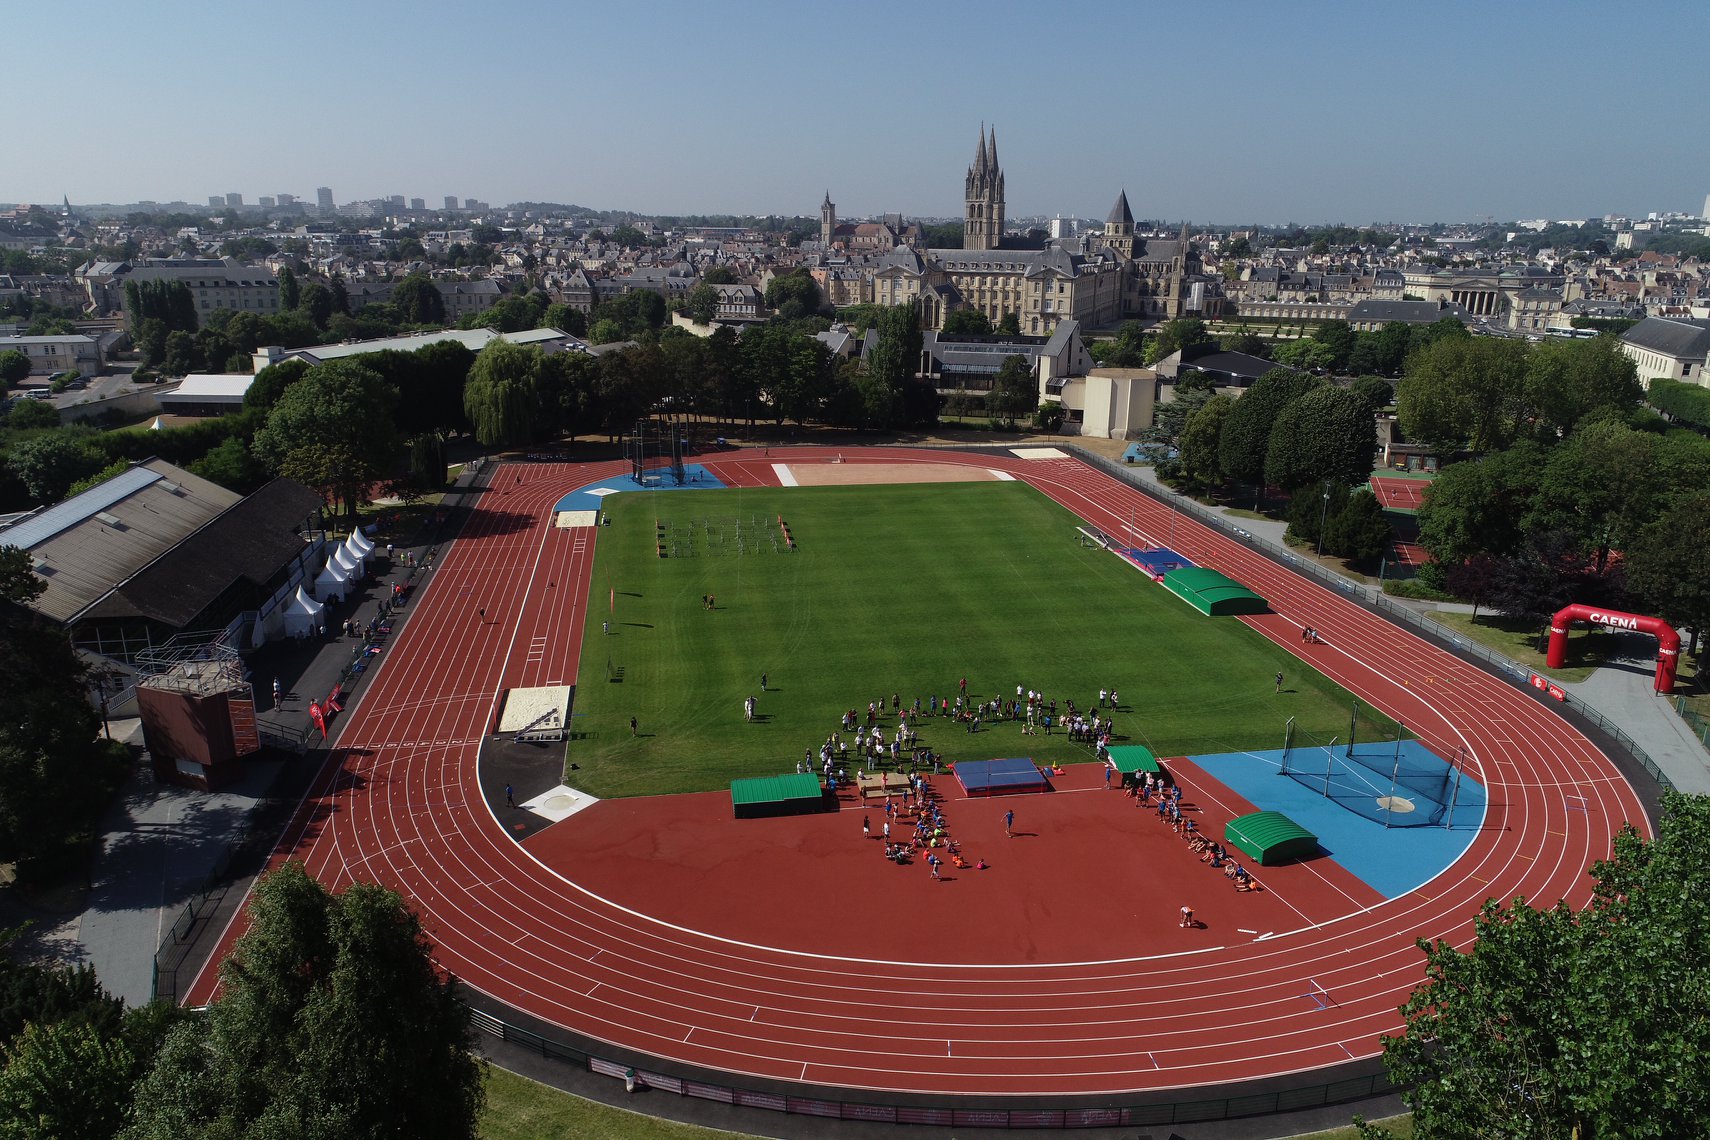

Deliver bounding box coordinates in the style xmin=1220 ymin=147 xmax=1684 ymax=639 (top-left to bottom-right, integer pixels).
xmin=11 ymin=0 xmax=1707 ymax=225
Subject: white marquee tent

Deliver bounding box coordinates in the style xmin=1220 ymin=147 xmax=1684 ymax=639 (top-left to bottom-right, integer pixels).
xmin=282 ymin=584 xmax=325 ymax=639
xmin=314 ymin=555 xmax=350 ymax=602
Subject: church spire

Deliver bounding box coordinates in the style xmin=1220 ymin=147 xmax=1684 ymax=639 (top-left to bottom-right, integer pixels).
xmin=974 ymin=122 xmax=988 ymax=178
xmin=987 ymin=125 xmax=998 ymax=174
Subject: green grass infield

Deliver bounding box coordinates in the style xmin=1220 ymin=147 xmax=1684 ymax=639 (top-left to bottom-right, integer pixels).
xmin=566 ymin=481 xmax=1400 ymax=798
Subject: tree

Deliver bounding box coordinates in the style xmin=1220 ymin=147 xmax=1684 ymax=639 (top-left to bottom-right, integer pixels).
xmin=0 ymin=351 xmax=28 ymax=389
xmin=1525 ymin=420 xmax=1663 ymax=571
xmin=0 ymin=546 xmax=44 ymax=605
xmin=1626 ymin=491 xmax=1710 ymax=642
xmin=988 ymin=355 xmax=1034 ymax=428
xmin=942 ymin=309 xmax=994 ymax=337
xmin=1350 ymin=374 xmax=1394 ymax=414
xmin=1272 ymin=337 xmax=1336 ymax=373
xmin=188 ymin=436 xmax=269 ymax=494
xmin=1369 ymin=792 xmax=1710 ymax=1140
xmin=4 ymin=400 xmax=59 ymax=430
xmin=462 ymin=342 xmax=545 ymax=450
xmin=860 ymin=304 xmax=922 ymax=431
xmin=700 ymin=266 xmax=737 ymax=285
xmin=1177 ymin=394 xmax=1234 ymax=486
xmin=162 ymin=330 xmax=198 ymax=377
xmin=252 ymin=362 xmax=401 ymax=521
xmin=1323 ymin=490 xmax=1392 ymax=562
xmin=277 ymin=265 xmax=300 ymax=312
xmin=683 ymin=282 xmax=718 ymax=325
xmin=1397 ymin=335 xmax=1531 ymax=454
xmin=242 ymin=357 xmax=310 ymax=413
xmin=298 ymin=282 xmax=335 ymax=329
xmin=1311 ymin=320 xmax=1356 ymax=372
xmin=0 ymin=1019 xmax=136 ymax=1138
xmin=1217 ymin=367 xmax=1320 ymax=491
xmin=1089 ymin=321 xmax=1147 ymax=367
xmin=997 ymin=311 xmax=1021 ymax=336
xmin=8 ymin=432 xmax=103 ymax=505
xmin=1264 ymin=385 xmax=1376 ymax=492
xmin=126 ymin=862 xmax=484 ymax=1139
xmin=1523 ymin=335 xmax=1642 ymax=438
xmin=1223 ymin=330 xmax=1272 ymax=359
xmin=392 ymin=275 xmax=445 ymax=326
xmin=1415 ymin=444 xmax=1546 ymax=568
xmin=1146 ymin=317 xmax=1213 ymax=363
xmin=764 ymin=271 xmax=822 ymax=322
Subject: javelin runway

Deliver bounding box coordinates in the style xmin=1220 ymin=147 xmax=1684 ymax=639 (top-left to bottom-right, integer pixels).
xmin=184 ymin=448 xmax=1648 ymax=1098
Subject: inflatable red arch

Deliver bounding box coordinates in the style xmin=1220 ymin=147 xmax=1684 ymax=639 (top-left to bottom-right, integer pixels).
xmin=1546 ymin=604 xmax=1680 ymax=693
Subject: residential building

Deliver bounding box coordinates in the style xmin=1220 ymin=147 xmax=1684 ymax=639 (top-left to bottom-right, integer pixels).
xmin=316 ymin=187 xmax=335 ymax=214
xmin=1 ymin=333 xmax=103 ymax=376
xmin=111 ymin=258 xmax=280 ymax=321
xmin=1618 ymin=316 xmax=1710 ymax=386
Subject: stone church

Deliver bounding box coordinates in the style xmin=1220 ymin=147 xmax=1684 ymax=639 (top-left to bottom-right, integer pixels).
xmin=821 ymin=127 xmax=1219 ymax=334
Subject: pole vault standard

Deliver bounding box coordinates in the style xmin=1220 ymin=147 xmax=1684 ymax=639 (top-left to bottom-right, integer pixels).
xmin=1546 ymin=604 xmax=1681 ymax=693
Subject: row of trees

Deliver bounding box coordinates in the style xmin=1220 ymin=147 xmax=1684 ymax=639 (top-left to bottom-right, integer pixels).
xmin=1162 ymin=366 xmax=1391 ymax=561
xmin=1390 ymin=333 xmax=1710 ymax=633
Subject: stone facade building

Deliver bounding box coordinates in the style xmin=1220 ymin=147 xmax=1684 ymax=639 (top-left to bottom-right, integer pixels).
xmin=838 ymin=129 xmax=1218 ymax=336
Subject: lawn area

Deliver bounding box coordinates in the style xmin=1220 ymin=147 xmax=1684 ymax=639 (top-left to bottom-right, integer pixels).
xmin=1421 ymin=609 xmax=1607 ymax=683
xmin=567 ymin=481 xmax=1402 ymax=798
xmin=480 ymin=1066 xmax=742 ymax=1139
xmin=479 ymin=1064 xmax=1412 ymax=1139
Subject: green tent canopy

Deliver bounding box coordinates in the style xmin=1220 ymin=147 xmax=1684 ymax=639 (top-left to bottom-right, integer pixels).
xmin=731 ymin=772 xmax=826 ymax=819
xmin=1106 ymin=744 xmax=1161 ymax=774
xmin=1224 ymin=810 xmax=1319 ymax=866
xmin=1161 ymin=566 xmax=1268 ymax=616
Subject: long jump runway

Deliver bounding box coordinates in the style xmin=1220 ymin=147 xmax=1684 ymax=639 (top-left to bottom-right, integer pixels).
xmin=184 ymin=449 xmax=1648 ymax=1098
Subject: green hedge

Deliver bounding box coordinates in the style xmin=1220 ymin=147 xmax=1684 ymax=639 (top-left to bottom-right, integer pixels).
xmin=1647 ymin=379 xmax=1710 ymax=430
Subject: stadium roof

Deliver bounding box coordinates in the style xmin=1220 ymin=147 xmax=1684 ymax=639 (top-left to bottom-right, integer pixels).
xmin=0 ymin=459 xmax=240 ymax=624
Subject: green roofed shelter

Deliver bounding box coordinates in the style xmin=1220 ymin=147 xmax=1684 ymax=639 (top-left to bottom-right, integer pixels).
xmin=1224 ymin=810 xmax=1318 ymax=866
xmin=1161 ymin=566 xmax=1268 ymax=616
xmin=731 ymin=772 xmax=827 ymax=819
xmin=1105 ymin=744 xmax=1161 ymax=774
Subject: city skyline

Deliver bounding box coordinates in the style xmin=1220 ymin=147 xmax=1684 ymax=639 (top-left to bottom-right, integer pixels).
xmin=10 ymin=0 xmax=1709 ymax=225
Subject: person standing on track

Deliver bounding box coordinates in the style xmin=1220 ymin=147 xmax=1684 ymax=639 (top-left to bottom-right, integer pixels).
xmin=1004 ymin=808 xmax=1015 ymax=838
xmin=1180 ymin=905 xmax=1194 ymax=928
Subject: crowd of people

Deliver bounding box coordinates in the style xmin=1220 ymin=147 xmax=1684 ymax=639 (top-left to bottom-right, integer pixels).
xmin=1121 ymin=771 xmax=1258 ymax=893
xmin=860 ymin=774 xmax=985 ymax=879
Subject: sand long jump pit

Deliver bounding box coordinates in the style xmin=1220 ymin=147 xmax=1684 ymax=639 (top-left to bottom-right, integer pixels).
xmin=775 ymin=461 xmax=1012 ymax=487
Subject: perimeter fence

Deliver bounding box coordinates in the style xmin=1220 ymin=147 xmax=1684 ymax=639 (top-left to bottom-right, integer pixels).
xmin=468 ymin=1005 xmax=1399 ymax=1130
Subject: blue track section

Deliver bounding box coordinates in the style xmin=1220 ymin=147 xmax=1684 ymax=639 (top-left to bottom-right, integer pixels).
xmin=553 ymin=464 xmax=725 ymax=514
xmin=1189 ymin=741 xmax=1488 ymax=898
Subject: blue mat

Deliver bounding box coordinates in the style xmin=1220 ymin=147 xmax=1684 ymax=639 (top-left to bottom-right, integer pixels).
xmin=553 ymin=464 xmax=725 ymax=514
xmin=955 ymin=757 xmax=1049 ymax=796
xmin=1120 ymin=547 xmax=1195 ymax=577
xmin=1189 ymin=742 xmax=1487 ymax=898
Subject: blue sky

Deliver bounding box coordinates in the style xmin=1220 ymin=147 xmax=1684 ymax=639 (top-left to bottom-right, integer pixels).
xmin=11 ymin=0 xmax=1707 ymax=224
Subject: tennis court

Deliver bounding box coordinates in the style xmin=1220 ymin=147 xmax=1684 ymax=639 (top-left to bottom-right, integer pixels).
xmin=1369 ymin=475 xmax=1431 ymax=513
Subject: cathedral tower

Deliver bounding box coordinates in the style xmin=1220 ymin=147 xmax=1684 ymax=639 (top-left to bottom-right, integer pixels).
xmin=820 ymin=191 xmax=836 ymax=249
xmin=963 ymin=125 xmax=1005 ymax=251
xmin=1104 ymin=189 xmax=1136 ymax=257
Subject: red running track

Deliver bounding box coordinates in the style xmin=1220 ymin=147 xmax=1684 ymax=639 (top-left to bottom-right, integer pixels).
xmin=185 ymin=449 xmax=1648 ymax=1097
